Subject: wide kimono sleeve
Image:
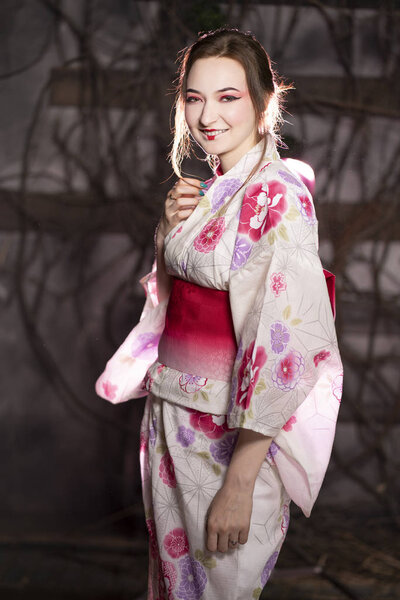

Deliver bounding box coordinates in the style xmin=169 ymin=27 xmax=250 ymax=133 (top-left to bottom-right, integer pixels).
xmin=227 ymin=164 xmax=343 ymax=516
xmin=95 ymin=262 xmax=167 ymax=404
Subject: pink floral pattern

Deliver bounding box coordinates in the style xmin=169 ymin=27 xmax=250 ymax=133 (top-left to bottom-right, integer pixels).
xmin=272 ymin=349 xmax=305 ymax=391
xmin=179 ymin=374 xmax=208 ymax=393
xmin=296 ymin=194 xmax=316 ymax=225
xmin=332 ymin=373 xmax=343 ymax=402
xmin=270 ymin=272 xmax=287 ymax=297
xmin=102 ymin=380 xmax=118 ymax=401
xmin=159 ymin=451 xmax=177 ymax=488
xmin=283 ymin=415 xmax=297 ymax=431
xmin=238 ymin=180 xmax=288 ymax=242
xmin=313 ymin=349 xmax=331 ymax=367
xmin=236 ymin=341 xmax=267 ymax=410
xmin=163 ymin=528 xmax=190 ymax=559
xmin=162 ymin=560 xmax=177 ymax=597
xmin=146 ymin=518 xmax=159 ymax=559
xmin=188 ymin=410 xmax=231 ymax=439
xmin=193 ymin=217 xmax=225 ymax=253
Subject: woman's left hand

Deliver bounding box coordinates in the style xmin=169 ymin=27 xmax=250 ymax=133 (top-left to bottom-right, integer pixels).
xmin=205 ymin=482 xmax=253 ymax=553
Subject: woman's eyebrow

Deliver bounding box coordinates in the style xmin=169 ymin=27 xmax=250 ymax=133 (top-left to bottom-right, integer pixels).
xmin=186 ymin=87 xmax=241 ymax=94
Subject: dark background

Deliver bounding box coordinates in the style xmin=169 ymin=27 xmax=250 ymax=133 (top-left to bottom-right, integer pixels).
xmin=0 ymin=1 xmax=399 ymax=598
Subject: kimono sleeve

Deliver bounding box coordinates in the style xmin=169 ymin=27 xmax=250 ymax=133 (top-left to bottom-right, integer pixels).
xmin=227 ymin=166 xmax=343 ymax=515
xmin=95 ymin=262 xmax=167 ymax=404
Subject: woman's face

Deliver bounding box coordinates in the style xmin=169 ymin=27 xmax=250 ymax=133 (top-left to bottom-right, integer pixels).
xmin=184 ymin=56 xmax=260 ymax=173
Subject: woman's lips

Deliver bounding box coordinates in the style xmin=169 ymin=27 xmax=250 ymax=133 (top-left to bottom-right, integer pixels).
xmin=200 ymin=129 xmax=228 ymax=141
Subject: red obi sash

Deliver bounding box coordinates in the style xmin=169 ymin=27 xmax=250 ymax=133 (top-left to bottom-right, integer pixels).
xmin=157 ymin=271 xmax=336 ymax=382
xmin=158 ymin=278 xmax=237 ymax=382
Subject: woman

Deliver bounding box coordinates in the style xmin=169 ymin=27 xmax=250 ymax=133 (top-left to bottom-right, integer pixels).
xmin=96 ymin=28 xmax=343 ymax=599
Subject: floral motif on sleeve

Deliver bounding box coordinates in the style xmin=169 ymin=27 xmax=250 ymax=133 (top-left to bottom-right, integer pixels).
xmin=210 ymin=177 xmax=242 ymax=213
xmin=193 ymin=217 xmax=225 ymax=253
xmin=236 ymin=341 xmax=267 ymax=410
xmin=282 ymin=415 xmax=297 ymax=431
xmin=313 ymin=349 xmax=331 ymax=367
xmin=159 ymin=451 xmax=177 ymax=488
xmin=163 ymin=528 xmax=189 ymax=559
xmin=270 ymin=272 xmax=287 ymax=297
xmin=238 ymin=180 xmax=288 ymax=241
xmin=295 ymin=194 xmax=317 ymax=225
xmin=272 ymin=349 xmax=305 ymax=391
xmin=332 ymin=372 xmax=343 ymax=402
xmin=270 ymin=322 xmax=290 ymax=354
xmin=162 ymin=560 xmax=177 ymax=596
xmin=102 ymin=381 xmax=118 ymax=401
xmin=261 ymin=551 xmax=279 ymax=586
xmin=131 ymin=332 xmax=161 ymax=359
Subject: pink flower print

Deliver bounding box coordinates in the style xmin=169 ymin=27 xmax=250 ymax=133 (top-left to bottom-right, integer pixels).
xmin=144 ymin=371 xmax=154 ymax=392
xmin=179 ymin=374 xmax=208 ymax=394
xmin=281 ymin=503 xmax=290 ymax=535
xmin=188 ymin=411 xmax=230 ymax=439
xmin=146 ymin=518 xmax=159 ymax=559
xmin=102 ymin=380 xmax=118 ymax=401
xmin=193 ymin=217 xmax=225 ymax=254
xmin=131 ymin=332 xmax=160 ymax=359
xmin=162 ymin=560 xmax=177 ymax=597
xmin=270 ymin=272 xmax=287 ymax=297
xmin=283 ymin=415 xmax=297 ymax=431
xmin=332 ymin=372 xmax=343 ymax=403
xmin=172 ymin=225 xmax=183 ymax=239
xmin=176 ymin=425 xmax=195 ymax=448
xmin=235 ymin=340 xmax=267 ymax=410
xmin=270 ymin=321 xmax=290 ymax=354
xmin=238 ymin=180 xmax=288 ymax=242
xmin=177 ymin=555 xmax=207 ymax=600
xmin=159 ymin=451 xmax=176 ymax=488
xmin=272 ymin=349 xmax=305 ymax=391
xmin=163 ymin=528 xmax=190 ymax=559
xmin=261 ymin=551 xmax=279 ymax=586
xmin=210 ymin=177 xmax=242 ymax=213
xmin=296 ymin=193 xmax=316 ymax=225
xmin=157 ymin=363 xmax=166 ymax=375
xmin=230 ymin=236 xmax=252 ymax=271
xmin=313 ymin=349 xmax=331 ymax=367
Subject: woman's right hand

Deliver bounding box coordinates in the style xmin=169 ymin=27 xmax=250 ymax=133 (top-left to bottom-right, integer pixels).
xmin=157 ymin=177 xmax=205 ymax=244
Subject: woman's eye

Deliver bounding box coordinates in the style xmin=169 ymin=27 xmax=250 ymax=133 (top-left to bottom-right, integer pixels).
xmin=221 ymin=95 xmax=239 ymax=102
xmin=186 ymin=96 xmax=200 ymax=103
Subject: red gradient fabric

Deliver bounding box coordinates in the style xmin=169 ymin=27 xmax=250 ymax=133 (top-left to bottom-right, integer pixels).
xmin=158 ymin=278 xmax=238 ymax=381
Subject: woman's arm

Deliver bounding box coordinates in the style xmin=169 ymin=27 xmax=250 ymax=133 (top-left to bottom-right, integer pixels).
xmin=205 ymin=429 xmax=272 ymax=553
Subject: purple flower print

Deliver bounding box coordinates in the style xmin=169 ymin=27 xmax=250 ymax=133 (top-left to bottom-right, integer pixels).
xmin=210 ymin=431 xmax=239 ymax=466
xmin=176 ymin=426 xmax=195 ymax=448
xmin=261 ymin=551 xmax=279 ymax=586
xmin=177 ymin=555 xmax=207 ymax=600
xmin=231 ymin=236 xmax=252 ymax=271
xmin=267 ymin=441 xmax=280 ymax=461
xmin=149 ymin=415 xmax=157 ymax=447
xmin=131 ymin=332 xmax=160 ymax=359
xmin=278 ymin=169 xmax=303 ymax=190
xmin=270 ymin=322 xmax=290 ymax=354
xmin=210 ymin=178 xmax=242 ymax=213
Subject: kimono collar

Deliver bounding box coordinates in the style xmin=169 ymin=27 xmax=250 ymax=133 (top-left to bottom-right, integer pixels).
xmin=213 ymin=134 xmax=279 ymax=179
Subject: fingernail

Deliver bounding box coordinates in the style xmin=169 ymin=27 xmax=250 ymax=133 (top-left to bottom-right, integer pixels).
xmin=199 ymin=190 xmax=205 ymax=196
xmin=200 ymin=182 xmax=207 ymax=188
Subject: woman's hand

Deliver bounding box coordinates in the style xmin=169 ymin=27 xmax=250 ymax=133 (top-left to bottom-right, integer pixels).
xmin=205 ymin=481 xmax=253 ymax=553
xmin=157 ymin=177 xmax=204 ymax=243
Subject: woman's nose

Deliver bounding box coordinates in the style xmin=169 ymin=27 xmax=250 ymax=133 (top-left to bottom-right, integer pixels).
xmin=199 ymin=101 xmax=218 ymax=126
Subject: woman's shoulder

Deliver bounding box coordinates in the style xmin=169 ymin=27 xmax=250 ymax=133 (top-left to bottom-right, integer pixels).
xmin=254 ymin=157 xmax=314 ymax=199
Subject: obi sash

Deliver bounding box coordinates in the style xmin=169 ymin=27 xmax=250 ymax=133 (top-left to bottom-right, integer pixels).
xmin=157 ymin=278 xmax=237 ymax=382
xmin=157 ymin=271 xmax=336 ymax=382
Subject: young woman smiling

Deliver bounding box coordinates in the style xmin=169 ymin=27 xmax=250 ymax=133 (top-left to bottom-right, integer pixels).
xmin=97 ymin=28 xmax=342 ymax=599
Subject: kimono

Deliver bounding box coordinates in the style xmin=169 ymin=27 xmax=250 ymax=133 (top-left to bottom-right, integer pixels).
xmin=96 ymin=135 xmax=343 ymax=600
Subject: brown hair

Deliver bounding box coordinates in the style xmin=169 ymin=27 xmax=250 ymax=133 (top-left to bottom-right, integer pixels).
xmin=170 ymin=27 xmax=291 ymax=178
